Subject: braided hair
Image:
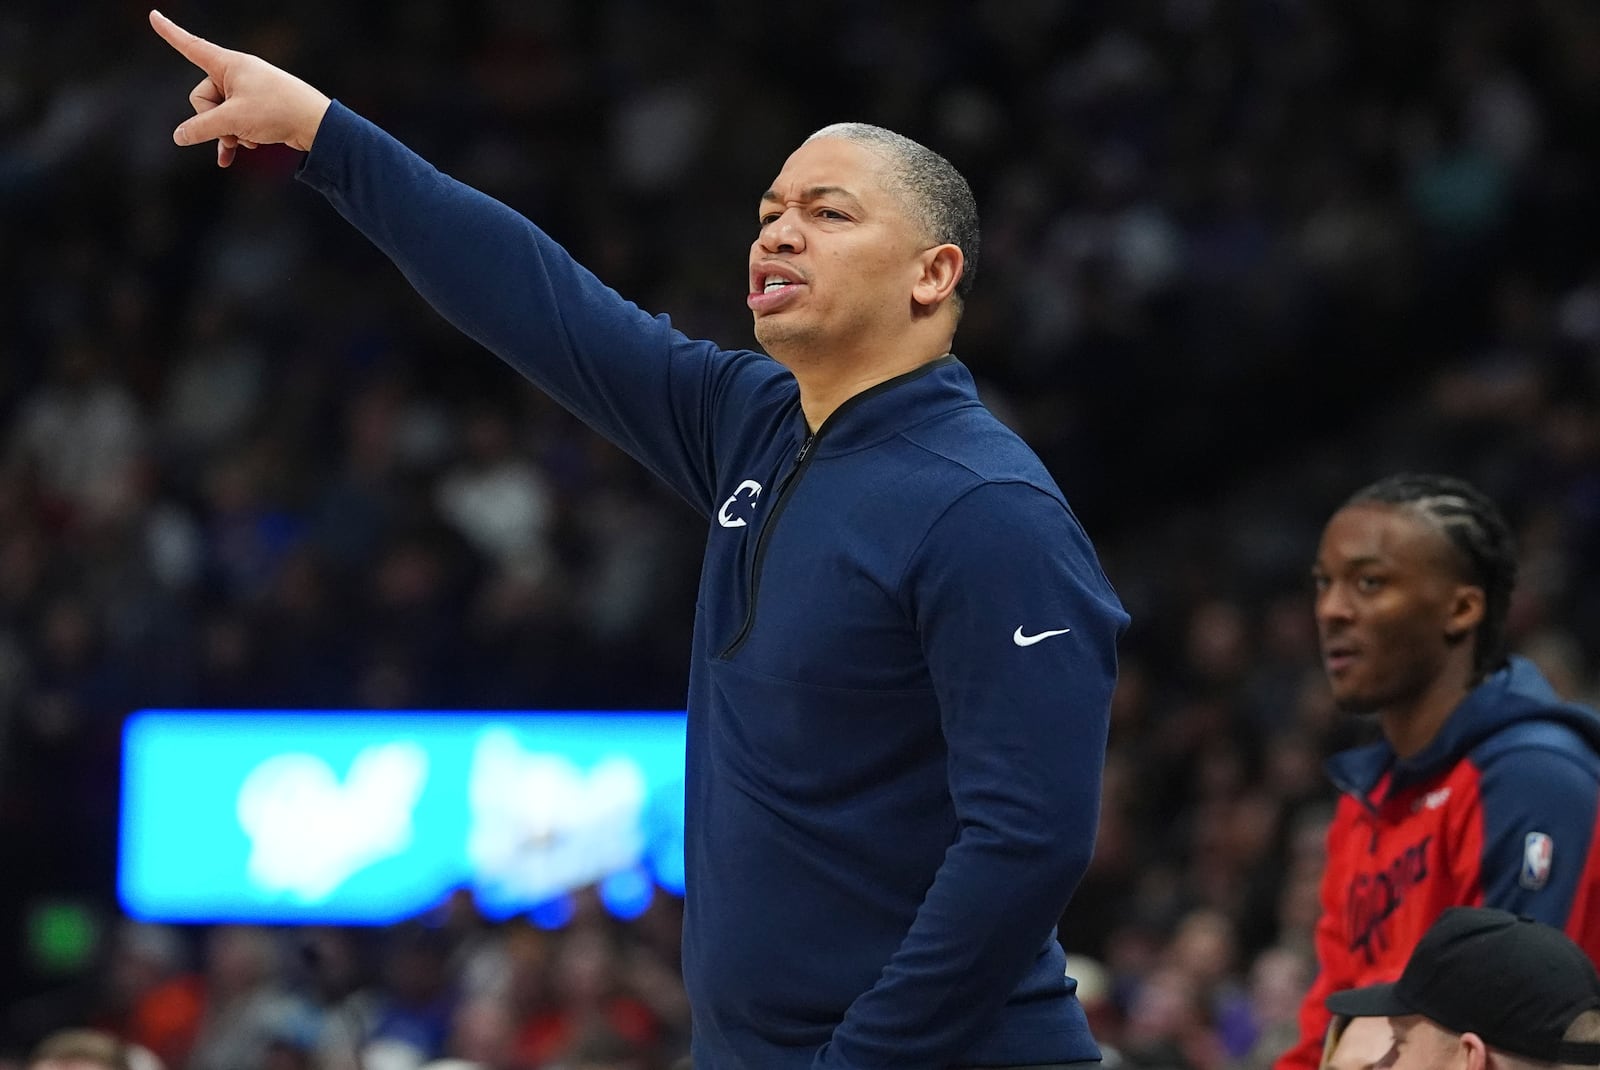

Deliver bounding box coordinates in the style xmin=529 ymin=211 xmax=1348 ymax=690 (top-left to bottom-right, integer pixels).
xmin=1343 ymin=474 xmax=1518 ymax=681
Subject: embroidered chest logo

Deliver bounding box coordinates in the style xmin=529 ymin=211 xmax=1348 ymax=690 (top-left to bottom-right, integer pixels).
xmin=1345 ymin=834 xmax=1433 ymax=965
xmin=1413 ymin=787 xmax=1452 ymax=813
xmin=1522 ymin=832 xmax=1554 ymax=890
xmin=717 ymin=480 xmax=763 ymax=529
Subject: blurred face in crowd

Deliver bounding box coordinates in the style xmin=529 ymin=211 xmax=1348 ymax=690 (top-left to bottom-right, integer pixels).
xmin=1312 ymin=503 xmax=1484 ymax=723
xmin=748 ymin=137 xmax=954 ymax=368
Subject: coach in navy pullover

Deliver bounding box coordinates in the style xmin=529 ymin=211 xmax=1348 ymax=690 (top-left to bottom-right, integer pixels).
xmin=150 ymin=13 xmax=1130 ymax=1069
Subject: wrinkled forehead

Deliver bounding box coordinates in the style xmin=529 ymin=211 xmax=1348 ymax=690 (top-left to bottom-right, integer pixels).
xmin=763 ymin=136 xmax=903 ymax=209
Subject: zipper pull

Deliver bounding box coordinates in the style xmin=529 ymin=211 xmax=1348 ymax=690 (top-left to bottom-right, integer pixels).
xmin=795 ymin=435 xmax=814 ymax=464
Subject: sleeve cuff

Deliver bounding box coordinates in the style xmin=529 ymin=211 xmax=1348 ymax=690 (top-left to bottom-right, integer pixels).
xmin=294 ymin=98 xmax=357 ymax=194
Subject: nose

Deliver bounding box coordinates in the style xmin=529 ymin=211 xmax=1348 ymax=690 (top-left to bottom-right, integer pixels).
xmin=1315 ymin=582 xmax=1353 ymax=631
xmin=757 ymin=207 xmax=805 ymax=254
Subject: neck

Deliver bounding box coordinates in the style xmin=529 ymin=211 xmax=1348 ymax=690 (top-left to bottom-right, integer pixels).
xmin=1379 ymin=660 xmax=1478 ymax=759
xmin=787 ymin=346 xmax=949 ymax=432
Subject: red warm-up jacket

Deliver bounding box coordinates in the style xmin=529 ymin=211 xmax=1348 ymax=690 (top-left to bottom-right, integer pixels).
xmin=1276 ymin=657 xmax=1600 ymax=1070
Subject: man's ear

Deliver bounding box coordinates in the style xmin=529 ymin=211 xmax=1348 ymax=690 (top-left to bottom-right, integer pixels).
xmin=1444 ymin=585 xmax=1486 ymax=644
xmin=1458 ymin=1031 xmax=1491 ymax=1070
xmin=912 ymin=244 xmax=964 ymax=309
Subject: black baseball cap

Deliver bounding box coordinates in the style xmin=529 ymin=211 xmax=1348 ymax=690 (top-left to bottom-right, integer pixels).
xmin=1326 ymin=907 xmax=1600 ymax=1063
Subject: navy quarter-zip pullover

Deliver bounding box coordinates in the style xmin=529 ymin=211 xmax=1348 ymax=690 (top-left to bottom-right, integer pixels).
xmin=299 ymin=102 xmax=1129 ymax=1070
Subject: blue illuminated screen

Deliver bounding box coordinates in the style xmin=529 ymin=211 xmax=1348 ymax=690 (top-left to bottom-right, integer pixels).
xmin=119 ymin=709 xmax=686 ymax=925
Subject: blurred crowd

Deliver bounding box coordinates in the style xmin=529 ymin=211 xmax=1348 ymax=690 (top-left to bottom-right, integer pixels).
xmin=5 ymin=0 xmax=1600 ymax=1068
xmin=5 ymin=890 xmax=692 ymax=1070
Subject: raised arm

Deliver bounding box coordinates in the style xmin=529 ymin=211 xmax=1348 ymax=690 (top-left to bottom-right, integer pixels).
xmin=149 ymin=11 xmax=790 ymax=514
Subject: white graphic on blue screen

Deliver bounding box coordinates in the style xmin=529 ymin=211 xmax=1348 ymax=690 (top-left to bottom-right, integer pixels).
xmin=235 ymin=742 xmax=429 ymax=903
xmin=119 ymin=710 xmax=688 ymax=924
xmin=469 ymin=728 xmax=651 ymax=911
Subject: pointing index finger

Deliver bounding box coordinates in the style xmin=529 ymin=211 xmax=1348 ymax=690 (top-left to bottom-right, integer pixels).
xmin=149 ymin=10 xmax=228 ymax=74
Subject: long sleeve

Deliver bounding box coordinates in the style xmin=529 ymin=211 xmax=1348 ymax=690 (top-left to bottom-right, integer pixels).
xmin=296 ymin=102 xmax=792 ymax=516
xmin=1472 ymin=735 xmax=1600 ymax=924
xmin=815 ymin=481 xmax=1127 ymax=1069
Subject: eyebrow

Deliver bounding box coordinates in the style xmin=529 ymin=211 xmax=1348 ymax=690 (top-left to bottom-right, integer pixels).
xmin=759 ymin=185 xmax=866 ymax=211
xmin=1312 ymin=554 xmax=1385 ymax=574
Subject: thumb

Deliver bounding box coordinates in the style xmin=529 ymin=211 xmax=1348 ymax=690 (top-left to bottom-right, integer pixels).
xmin=174 ymin=97 xmax=244 ymax=147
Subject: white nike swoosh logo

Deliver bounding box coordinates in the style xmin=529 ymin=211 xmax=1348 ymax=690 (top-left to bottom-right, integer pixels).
xmin=1013 ymin=627 xmax=1071 ymax=647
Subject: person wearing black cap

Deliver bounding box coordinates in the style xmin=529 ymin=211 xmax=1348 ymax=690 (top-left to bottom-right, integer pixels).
xmin=1326 ymin=907 xmax=1600 ymax=1070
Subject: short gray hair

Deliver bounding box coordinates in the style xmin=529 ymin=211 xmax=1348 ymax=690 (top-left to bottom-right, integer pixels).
xmin=807 ymin=122 xmax=980 ymax=305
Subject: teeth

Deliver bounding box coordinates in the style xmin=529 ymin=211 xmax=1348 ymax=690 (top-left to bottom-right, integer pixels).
xmin=763 ymin=279 xmax=793 ymax=292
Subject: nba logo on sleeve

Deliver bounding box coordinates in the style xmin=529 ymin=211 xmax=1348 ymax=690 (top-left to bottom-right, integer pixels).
xmin=1521 ymin=831 xmax=1554 ymax=890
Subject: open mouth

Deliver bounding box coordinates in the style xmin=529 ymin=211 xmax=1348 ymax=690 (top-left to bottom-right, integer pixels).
xmin=748 ymin=268 xmax=806 ymax=312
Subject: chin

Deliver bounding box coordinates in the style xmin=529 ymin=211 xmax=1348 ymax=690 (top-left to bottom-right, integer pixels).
xmin=1330 ymin=685 xmax=1381 ymax=715
xmin=754 ymin=321 xmax=820 ymax=365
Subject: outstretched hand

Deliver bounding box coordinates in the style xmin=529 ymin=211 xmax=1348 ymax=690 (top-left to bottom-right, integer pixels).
xmin=149 ymin=9 xmax=332 ymax=168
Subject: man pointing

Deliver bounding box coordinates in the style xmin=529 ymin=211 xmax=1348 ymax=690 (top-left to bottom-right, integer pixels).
xmin=149 ymin=11 xmax=1128 ymax=1068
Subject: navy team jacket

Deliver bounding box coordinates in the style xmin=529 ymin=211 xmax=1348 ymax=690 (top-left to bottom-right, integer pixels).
xmin=300 ymin=102 xmax=1129 ymax=1070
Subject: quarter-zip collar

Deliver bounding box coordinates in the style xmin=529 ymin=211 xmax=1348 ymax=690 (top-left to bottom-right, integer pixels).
xmin=803 ymin=354 xmax=972 ymax=458
xmin=716 ymin=354 xmax=969 ymax=661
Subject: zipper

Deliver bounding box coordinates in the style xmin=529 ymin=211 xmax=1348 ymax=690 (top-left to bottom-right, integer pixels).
xmin=716 ymin=355 xmax=956 ymax=661
xmin=717 ymin=432 xmax=817 ymax=659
